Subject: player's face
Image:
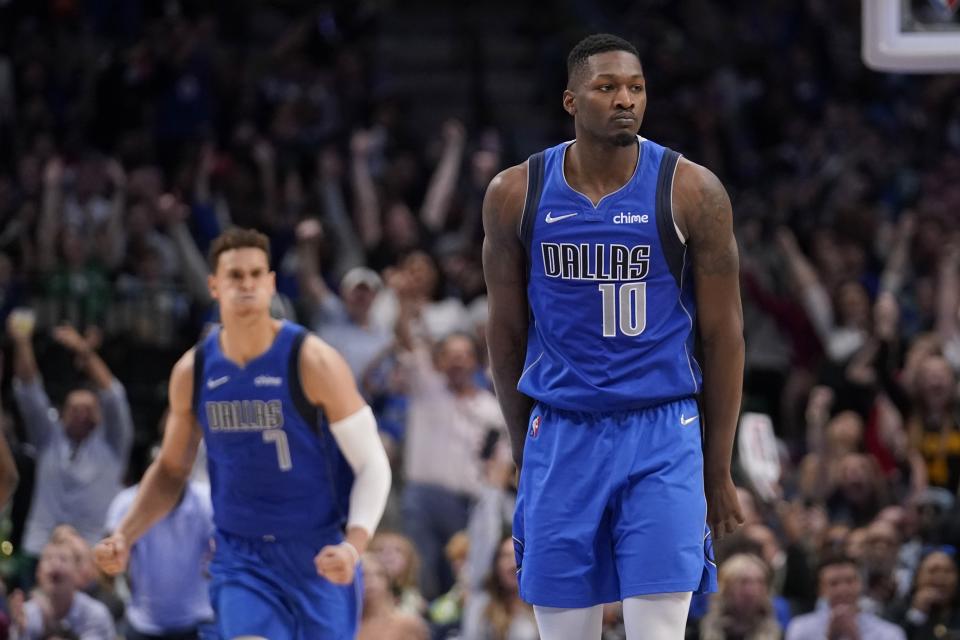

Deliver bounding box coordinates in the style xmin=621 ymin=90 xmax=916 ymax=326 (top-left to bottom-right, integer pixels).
xmin=209 ymin=248 xmax=275 ymax=319
xmin=564 ymin=51 xmax=646 ymax=147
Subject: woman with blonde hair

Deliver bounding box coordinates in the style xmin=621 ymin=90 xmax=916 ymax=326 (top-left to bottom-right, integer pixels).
xmin=357 ymin=554 xmax=429 ymax=640
xmin=369 ymin=531 xmax=427 ymax=615
xmin=700 ymin=553 xmax=782 ymax=640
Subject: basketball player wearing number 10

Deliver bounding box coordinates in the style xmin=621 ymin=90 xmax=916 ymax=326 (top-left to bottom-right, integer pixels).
xmin=482 ymin=34 xmax=745 ymax=639
xmin=94 ymin=228 xmax=392 ymax=639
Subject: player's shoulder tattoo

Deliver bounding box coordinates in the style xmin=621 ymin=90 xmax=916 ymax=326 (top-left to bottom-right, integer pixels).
xmin=678 ymin=161 xmax=737 ymax=277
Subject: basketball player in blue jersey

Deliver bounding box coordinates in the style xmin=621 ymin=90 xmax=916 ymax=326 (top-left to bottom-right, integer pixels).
xmin=93 ymin=228 xmax=392 ymax=640
xmin=482 ymin=34 xmax=745 ymax=639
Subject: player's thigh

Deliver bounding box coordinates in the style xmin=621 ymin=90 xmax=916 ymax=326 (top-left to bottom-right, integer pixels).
xmin=515 ymin=406 xmax=620 ymax=606
xmin=214 ymin=582 xmax=293 ymax=640
xmin=612 ymin=399 xmax=710 ymax=595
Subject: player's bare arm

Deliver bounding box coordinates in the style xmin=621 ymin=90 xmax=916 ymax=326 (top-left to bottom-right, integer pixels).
xmin=674 ymin=158 xmax=745 ymax=539
xmin=94 ymin=349 xmax=203 ymax=574
xmin=300 ymin=335 xmax=391 ymax=584
xmin=482 ymin=163 xmax=535 ymax=469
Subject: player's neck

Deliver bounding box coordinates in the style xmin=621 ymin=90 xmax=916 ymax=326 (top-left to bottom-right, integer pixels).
xmin=566 ymin=137 xmax=638 ymax=203
xmin=219 ymin=315 xmax=280 ymax=366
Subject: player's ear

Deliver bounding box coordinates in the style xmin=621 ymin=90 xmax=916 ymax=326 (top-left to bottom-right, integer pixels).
xmin=207 ymin=273 xmax=219 ymax=300
xmin=562 ymin=89 xmax=576 ymax=116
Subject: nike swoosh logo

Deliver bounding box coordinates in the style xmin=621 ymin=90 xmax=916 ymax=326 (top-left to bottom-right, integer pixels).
xmin=680 ymin=414 xmax=699 ymax=426
xmin=545 ymin=211 xmax=578 ymax=223
xmin=207 ymin=376 xmax=230 ymax=389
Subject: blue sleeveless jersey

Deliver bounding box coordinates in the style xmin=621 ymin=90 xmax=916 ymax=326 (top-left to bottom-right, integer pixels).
xmin=193 ymin=321 xmax=353 ymax=538
xmin=518 ymin=137 xmax=702 ymax=412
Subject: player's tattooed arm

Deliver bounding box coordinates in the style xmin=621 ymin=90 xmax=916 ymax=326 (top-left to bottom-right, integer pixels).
xmin=482 ymin=163 xmax=535 ymax=470
xmin=675 ymin=159 xmax=745 ymax=538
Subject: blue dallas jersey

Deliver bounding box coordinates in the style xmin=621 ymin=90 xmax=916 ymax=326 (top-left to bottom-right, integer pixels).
xmin=518 ymin=137 xmax=702 ymax=411
xmin=193 ymin=321 xmax=353 ymax=538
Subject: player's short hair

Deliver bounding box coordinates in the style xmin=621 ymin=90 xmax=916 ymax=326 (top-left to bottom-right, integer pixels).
xmin=208 ymin=227 xmax=271 ymax=271
xmin=567 ymin=34 xmax=640 ymax=86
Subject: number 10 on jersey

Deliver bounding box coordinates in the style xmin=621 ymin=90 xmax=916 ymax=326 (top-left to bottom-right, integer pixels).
xmin=598 ymin=282 xmax=647 ymax=337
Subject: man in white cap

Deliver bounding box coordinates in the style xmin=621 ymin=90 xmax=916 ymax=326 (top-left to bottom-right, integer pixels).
xmin=315 ymin=267 xmax=392 ymax=379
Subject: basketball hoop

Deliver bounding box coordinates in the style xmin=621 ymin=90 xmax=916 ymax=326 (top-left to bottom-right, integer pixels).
xmin=863 ymin=0 xmax=960 ymax=72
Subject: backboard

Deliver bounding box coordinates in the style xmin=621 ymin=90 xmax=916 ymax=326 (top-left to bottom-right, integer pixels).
xmin=863 ymin=0 xmax=960 ymax=72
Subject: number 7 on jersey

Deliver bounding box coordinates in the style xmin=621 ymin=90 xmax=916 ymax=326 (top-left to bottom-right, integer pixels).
xmin=263 ymin=429 xmax=293 ymax=471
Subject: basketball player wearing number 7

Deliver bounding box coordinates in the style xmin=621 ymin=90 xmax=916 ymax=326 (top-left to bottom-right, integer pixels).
xmin=94 ymin=228 xmax=392 ymax=640
xmin=483 ymin=34 xmax=744 ymax=639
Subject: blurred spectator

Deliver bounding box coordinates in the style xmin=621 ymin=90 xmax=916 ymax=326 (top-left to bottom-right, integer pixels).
xmin=894 ymin=549 xmax=960 ymax=639
xmin=465 ymin=433 xmax=516 ymax=594
xmin=357 ymin=554 xmax=429 ymax=640
xmin=49 ymin=525 xmax=124 ymax=623
xmin=368 ymin=532 xmax=426 ymax=616
xmin=907 ymin=355 xmax=960 ymax=490
xmin=429 ymin=531 xmax=470 ymax=637
xmin=33 ymin=156 xmax=122 ymax=330
xmin=372 ymin=252 xmax=472 ymax=342
xmin=295 ymin=218 xmax=392 ymax=380
xmin=785 ymin=554 xmax=905 ymax=640
xmin=9 ymin=537 xmax=115 ymax=639
xmin=460 ymin=536 xmax=537 ymax=640
xmin=396 ymin=284 xmax=506 ymax=599
xmin=860 ymin=519 xmax=904 ymax=616
xmin=826 ymin=453 xmax=889 ymax=528
xmin=699 ymin=553 xmax=782 ymax=640
xmin=105 ymin=480 xmax=214 ymax=640
xmin=0 ymin=352 xmax=20 ymax=508
xmin=7 ymin=314 xmax=132 ymax=560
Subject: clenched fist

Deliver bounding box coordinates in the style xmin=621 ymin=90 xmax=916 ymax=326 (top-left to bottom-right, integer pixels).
xmin=93 ymin=533 xmax=130 ymax=576
xmin=314 ymin=542 xmax=359 ymax=585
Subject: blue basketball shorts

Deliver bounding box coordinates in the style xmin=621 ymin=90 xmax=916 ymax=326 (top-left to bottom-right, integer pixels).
xmin=208 ymin=529 xmax=362 ymax=639
xmin=513 ymin=397 xmax=717 ymax=608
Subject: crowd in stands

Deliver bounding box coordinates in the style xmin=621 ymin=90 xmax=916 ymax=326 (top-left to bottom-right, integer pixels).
xmin=0 ymin=0 xmax=958 ymax=638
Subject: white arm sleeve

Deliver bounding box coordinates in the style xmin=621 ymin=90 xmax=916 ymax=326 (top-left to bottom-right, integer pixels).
xmin=329 ymin=405 xmax=392 ymax=536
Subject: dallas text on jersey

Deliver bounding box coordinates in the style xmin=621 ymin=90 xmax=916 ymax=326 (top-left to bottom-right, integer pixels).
xmin=541 ymin=242 xmax=651 ymax=281
xmin=205 ymin=399 xmax=285 ymax=431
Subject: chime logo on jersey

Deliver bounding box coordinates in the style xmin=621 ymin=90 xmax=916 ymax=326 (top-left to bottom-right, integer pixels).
xmin=612 ymin=211 xmax=650 ymax=224
xmin=530 ymin=415 xmax=541 ymax=438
